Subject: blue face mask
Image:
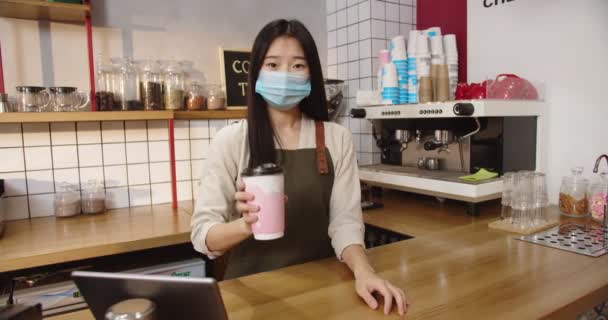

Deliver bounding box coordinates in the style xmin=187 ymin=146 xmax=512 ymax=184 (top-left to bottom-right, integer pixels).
xmin=255 ymin=70 xmax=311 ymax=110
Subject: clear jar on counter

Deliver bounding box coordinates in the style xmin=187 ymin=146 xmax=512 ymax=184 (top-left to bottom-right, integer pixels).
xmin=117 ymin=57 xmax=143 ymax=111
xmin=95 ymin=54 xmax=116 ymax=112
xmin=559 ymin=167 xmax=589 ymax=217
xmin=139 ymin=59 xmax=163 ymax=110
xmin=206 ymin=84 xmax=226 ymax=110
xmin=54 ymin=183 xmax=81 ymax=218
xmin=162 ymin=61 xmax=185 ymax=110
xmin=588 ymin=172 xmax=607 ymax=222
xmin=81 ymin=180 xmax=106 ymax=215
xmin=185 ymin=82 xmax=206 ymax=111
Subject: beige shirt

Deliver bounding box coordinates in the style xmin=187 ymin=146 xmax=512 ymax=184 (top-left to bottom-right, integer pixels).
xmin=190 ymin=116 xmax=365 ymax=260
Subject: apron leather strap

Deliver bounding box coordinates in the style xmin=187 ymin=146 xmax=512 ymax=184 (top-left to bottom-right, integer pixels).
xmin=315 ymin=121 xmax=329 ymax=175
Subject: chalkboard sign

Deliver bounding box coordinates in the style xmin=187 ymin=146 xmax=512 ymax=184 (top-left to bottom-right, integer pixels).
xmin=219 ymin=48 xmax=251 ymax=108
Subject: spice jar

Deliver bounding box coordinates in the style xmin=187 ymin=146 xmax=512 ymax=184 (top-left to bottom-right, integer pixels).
xmin=81 ymin=180 xmax=106 ymax=215
xmin=95 ymin=54 xmax=116 ymax=112
xmin=185 ymin=82 xmax=206 ymax=111
xmin=139 ymin=59 xmax=163 ymax=111
xmin=559 ymin=167 xmax=589 ymax=217
xmin=117 ymin=57 xmax=143 ymax=111
xmin=54 ymin=183 xmax=81 ymax=218
xmin=588 ymin=172 xmax=607 ymax=223
xmin=162 ymin=61 xmax=185 ymax=110
xmin=206 ymin=84 xmax=226 ymax=110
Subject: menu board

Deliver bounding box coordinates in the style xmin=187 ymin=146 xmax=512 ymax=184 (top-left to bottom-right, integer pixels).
xmin=219 ymin=48 xmax=251 ymax=108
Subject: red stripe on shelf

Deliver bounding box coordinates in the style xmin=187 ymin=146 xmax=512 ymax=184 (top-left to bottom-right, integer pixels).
xmin=84 ymin=3 xmax=96 ymax=111
xmin=417 ymin=0 xmax=467 ymax=83
xmin=0 ymin=40 xmax=5 ymax=93
xmin=168 ymin=119 xmax=178 ymax=209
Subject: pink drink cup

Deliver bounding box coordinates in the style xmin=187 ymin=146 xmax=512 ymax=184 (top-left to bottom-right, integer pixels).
xmin=242 ymin=170 xmax=285 ymax=240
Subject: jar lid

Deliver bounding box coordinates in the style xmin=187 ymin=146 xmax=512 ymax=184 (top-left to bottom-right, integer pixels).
xmin=241 ymin=163 xmax=283 ymax=176
xmin=49 ymin=87 xmax=77 ymax=94
xmin=16 ymin=86 xmax=45 ymax=93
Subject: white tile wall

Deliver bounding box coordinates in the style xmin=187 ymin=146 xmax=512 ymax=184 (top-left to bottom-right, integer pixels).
xmin=149 ymin=162 xmax=171 ymax=184
xmin=101 ymin=121 xmax=125 ymax=143
xmin=0 ymin=119 xmax=234 ymax=220
xmin=23 ymin=123 xmax=50 ymax=147
xmin=0 ymin=124 xmax=22 ymax=147
xmin=0 ymin=172 xmax=27 ymax=196
xmin=106 ymin=186 xmax=129 ymax=209
xmin=54 ymin=168 xmax=80 ymax=190
xmin=125 ymin=121 xmax=147 ymax=142
xmin=52 ymin=145 xmax=79 ymax=169
xmin=51 ymin=122 xmax=77 ymax=145
xmin=151 ymin=183 xmax=172 ymax=205
xmin=77 ymin=122 xmax=101 ymax=144
xmin=25 ymin=147 xmax=52 ymax=170
xmin=104 ymin=165 xmax=128 ymax=188
xmin=4 ymin=196 xmax=29 ymax=220
xmin=126 ymin=142 xmax=149 ymax=164
xmin=127 ymin=163 xmax=150 ymax=186
xmin=102 ymin=143 xmax=127 ymax=166
xmin=328 ymin=0 xmax=416 ymax=165
xmin=78 ymin=144 xmax=103 ymax=167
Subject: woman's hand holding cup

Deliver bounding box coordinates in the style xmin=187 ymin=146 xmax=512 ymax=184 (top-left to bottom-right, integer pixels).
xmin=235 ymin=180 xmax=260 ymax=235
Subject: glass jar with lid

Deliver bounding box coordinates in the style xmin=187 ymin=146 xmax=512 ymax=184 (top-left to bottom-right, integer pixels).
xmin=206 ymin=84 xmax=226 ymax=110
xmin=559 ymin=167 xmax=589 ymax=217
xmin=588 ymin=172 xmax=607 ymax=222
xmin=185 ymin=81 xmax=206 ymax=111
xmin=95 ymin=54 xmax=116 ymax=111
xmin=139 ymin=59 xmax=163 ymax=110
xmin=116 ymin=57 xmax=143 ymax=111
xmin=81 ymin=180 xmax=106 ymax=215
xmin=162 ymin=61 xmax=185 ymax=110
xmin=54 ymin=183 xmax=81 ymax=218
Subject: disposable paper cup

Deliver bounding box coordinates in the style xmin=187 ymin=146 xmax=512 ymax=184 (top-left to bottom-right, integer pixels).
xmin=430 ymin=36 xmax=444 ymax=56
xmin=242 ymin=163 xmax=285 ymax=240
xmin=416 ymin=34 xmax=430 ymax=57
xmin=390 ymin=35 xmax=408 ymax=60
xmin=443 ymin=34 xmax=458 ymax=56
xmin=407 ymin=30 xmax=420 ymax=57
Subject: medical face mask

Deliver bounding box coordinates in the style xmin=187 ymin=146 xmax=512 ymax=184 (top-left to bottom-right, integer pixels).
xmin=255 ymin=70 xmax=311 ymax=110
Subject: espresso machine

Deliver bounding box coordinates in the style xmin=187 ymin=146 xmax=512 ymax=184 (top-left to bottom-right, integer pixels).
xmin=351 ymin=100 xmax=547 ymax=215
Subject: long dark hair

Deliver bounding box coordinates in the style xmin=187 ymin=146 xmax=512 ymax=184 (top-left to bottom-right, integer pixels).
xmin=247 ymin=19 xmax=328 ymax=168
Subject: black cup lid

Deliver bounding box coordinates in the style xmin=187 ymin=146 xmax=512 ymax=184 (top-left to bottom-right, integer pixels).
xmin=16 ymin=86 xmax=45 ymax=93
xmin=49 ymin=86 xmax=77 ymax=94
xmin=241 ymin=163 xmax=283 ymax=176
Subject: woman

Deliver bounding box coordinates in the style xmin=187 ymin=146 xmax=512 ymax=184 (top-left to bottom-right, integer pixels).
xmin=191 ymin=19 xmax=408 ymax=316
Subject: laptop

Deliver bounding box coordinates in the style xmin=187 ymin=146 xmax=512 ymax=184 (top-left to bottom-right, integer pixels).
xmin=71 ymin=271 xmax=228 ymax=320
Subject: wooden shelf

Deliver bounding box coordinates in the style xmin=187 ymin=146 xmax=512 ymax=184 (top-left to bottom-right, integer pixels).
xmin=0 ymin=111 xmax=174 ymax=123
xmin=0 ymin=202 xmax=192 ymax=273
xmin=0 ymin=0 xmax=90 ymax=24
xmin=0 ymin=109 xmax=248 ymax=123
xmin=174 ymin=108 xmax=247 ymax=120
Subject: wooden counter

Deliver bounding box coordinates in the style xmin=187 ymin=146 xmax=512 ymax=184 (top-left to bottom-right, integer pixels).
xmin=0 ymin=202 xmax=192 ymax=273
xmin=49 ymin=191 xmax=608 ymax=319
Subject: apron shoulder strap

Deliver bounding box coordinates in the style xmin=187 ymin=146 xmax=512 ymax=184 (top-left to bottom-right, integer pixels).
xmin=315 ymin=121 xmax=329 ymax=175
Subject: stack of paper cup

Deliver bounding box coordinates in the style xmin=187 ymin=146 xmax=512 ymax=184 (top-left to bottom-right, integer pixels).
xmin=443 ymin=34 xmax=458 ymax=100
xmin=407 ymin=30 xmax=419 ymax=104
xmin=377 ymin=49 xmax=390 ymax=91
xmin=390 ymin=36 xmax=408 ymax=104
xmin=430 ymin=36 xmax=445 ymax=101
xmin=381 ymin=62 xmax=399 ymax=105
xmin=416 ymin=34 xmax=432 ymax=103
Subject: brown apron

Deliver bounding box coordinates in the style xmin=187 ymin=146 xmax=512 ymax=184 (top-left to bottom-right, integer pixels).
xmin=223 ymin=121 xmax=335 ymax=279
